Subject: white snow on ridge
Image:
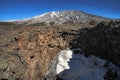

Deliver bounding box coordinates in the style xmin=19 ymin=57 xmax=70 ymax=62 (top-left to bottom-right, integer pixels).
xmin=56 ymin=50 xmax=73 ymax=74
xmin=56 ymin=49 xmax=120 ymax=80
xmin=50 ymin=11 xmax=57 ymax=17
xmin=33 ymin=12 xmax=50 ymax=18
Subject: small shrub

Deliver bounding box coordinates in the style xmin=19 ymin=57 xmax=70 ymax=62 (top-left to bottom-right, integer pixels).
xmin=89 ymin=19 xmax=97 ymax=26
xmin=6 ymin=50 xmax=12 ymax=54
xmin=0 ymin=48 xmax=2 ymax=51
xmin=49 ymin=22 xmax=55 ymax=26
xmin=40 ymin=22 xmax=47 ymax=26
xmin=63 ymin=21 xmax=74 ymax=25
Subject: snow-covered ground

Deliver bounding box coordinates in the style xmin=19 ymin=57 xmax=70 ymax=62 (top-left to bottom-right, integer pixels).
xmin=56 ymin=49 xmax=120 ymax=80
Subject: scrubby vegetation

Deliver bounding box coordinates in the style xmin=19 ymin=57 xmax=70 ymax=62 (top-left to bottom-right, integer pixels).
xmin=49 ymin=22 xmax=55 ymax=26
xmin=28 ymin=22 xmax=47 ymax=26
xmin=0 ymin=22 xmax=15 ymax=26
xmin=89 ymin=19 xmax=97 ymax=25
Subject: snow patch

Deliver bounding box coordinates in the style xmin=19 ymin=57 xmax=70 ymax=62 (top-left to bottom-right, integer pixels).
xmin=50 ymin=11 xmax=57 ymax=17
xmin=56 ymin=50 xmax=72 ymax=74
xmin=56 ymin=49 xmax=120 ymax=80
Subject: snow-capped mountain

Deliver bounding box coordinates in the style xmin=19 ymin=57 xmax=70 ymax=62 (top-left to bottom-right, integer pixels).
xmin=14 ymin=10 xmax=110 ymax=25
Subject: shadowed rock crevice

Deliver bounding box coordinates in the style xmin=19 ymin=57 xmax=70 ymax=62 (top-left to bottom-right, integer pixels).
xmin=68 ymin=21 xmax=120 ymax=67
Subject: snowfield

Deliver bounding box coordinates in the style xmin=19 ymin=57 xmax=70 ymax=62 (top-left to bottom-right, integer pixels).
xmin=56 ymin=49 xmax=120 ymax=80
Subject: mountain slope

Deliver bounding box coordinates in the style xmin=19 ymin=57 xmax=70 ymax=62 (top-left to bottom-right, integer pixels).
xmin=14 ymin=10 xmax=111 ymax=25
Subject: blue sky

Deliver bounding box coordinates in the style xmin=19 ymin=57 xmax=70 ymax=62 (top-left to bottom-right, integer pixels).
xmin=0 ymin=0 xmax=120 ymax=21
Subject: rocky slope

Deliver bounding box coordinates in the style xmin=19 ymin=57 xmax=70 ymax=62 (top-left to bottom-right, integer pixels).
xmin=0 ymin=20 xmax=120 ymax=80
xmin=13 ymin=10 xmax=110 ymax=25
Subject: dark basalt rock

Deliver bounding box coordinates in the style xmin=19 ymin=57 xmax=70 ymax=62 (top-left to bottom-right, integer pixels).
xmin=69 ymin=21 xmax=120 ymax=67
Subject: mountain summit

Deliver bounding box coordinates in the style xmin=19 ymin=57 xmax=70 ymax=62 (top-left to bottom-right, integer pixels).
xmin=14 ymin=10 xmax=110 ymax=25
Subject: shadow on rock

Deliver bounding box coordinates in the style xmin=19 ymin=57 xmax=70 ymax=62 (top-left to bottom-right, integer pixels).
xmin=69 ymin=21 xmax=120 ymax=67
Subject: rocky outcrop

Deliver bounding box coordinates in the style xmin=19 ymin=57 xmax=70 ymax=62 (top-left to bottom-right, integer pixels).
xmin=0 ymin=27 xmax=70 ymax=80
xmin=15 ymin=27 xmax=70 ymax=80
xmin=69 ymin=21 xmax=120 ymax=67
xmin=0 ymin=21 xmax=120 ymax=80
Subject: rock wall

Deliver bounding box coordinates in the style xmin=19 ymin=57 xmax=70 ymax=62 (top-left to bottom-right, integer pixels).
xmin=0 ymin=21 xmax=120 ymax=80
xmin=16 ymin=28 xmax=69 ymax=80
